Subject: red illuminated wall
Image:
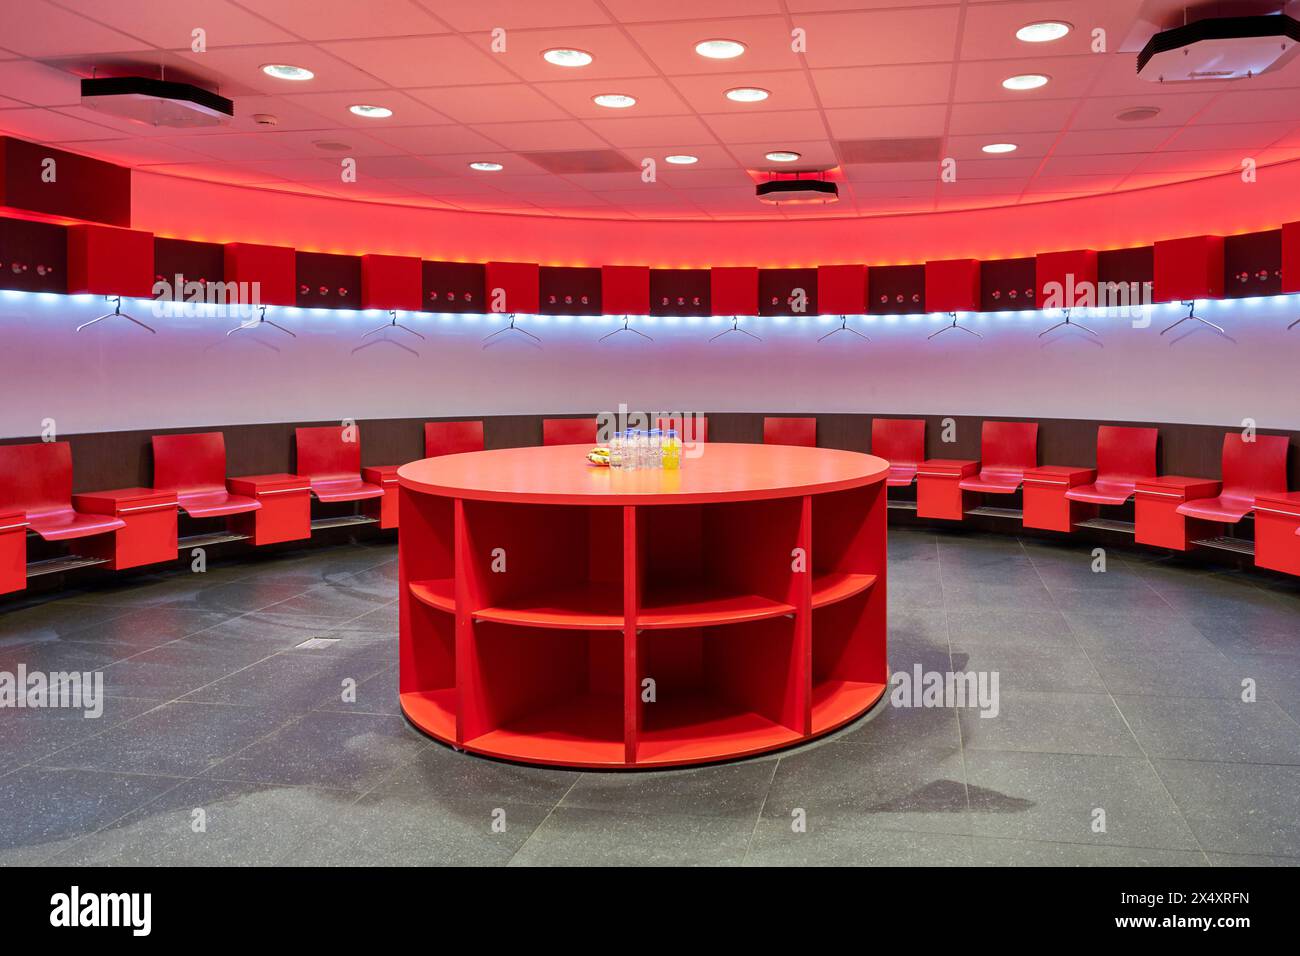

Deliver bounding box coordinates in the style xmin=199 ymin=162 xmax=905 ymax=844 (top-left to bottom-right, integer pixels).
xmin=131 ymin=160 xmax=1300 ymax=269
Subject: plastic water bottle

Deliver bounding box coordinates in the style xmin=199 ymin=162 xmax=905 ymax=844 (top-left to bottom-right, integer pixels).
xmin=609 ymin=430 xmax=623 ymax=470
xmin=648 ymin=428 xmax=662 ymax=470
xmin=625 ymin=430 xmax=640 ymax=471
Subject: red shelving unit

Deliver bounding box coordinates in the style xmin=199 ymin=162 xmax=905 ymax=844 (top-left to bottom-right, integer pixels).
xmin=398 ymin=443 xmax=889 ymax=768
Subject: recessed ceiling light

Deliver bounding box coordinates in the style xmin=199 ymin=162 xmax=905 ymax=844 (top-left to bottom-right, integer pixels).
xmin=313 ymin=140 xmax=352 ymax=152
xmin=469 ymin=161 xmax=504 ymax=171
xmin=349 ymin=104 xmax=393 ymax=118
xmin=542 ymin=48 xmax=593 ymax=67
xmin=765 ymin=150 xmax=801 ymax=163
xmin=695 ymin=39 xmax=746 ymax=60
xmin=261 ymin=64 xmax=314 ymax=81
xmin=725 ymin=87 xmax=770 ymax=103
xmin=665 ymin=154 xmax=699 ymax=165
xmin=1116 ymin=106 xmax=1161 ymax=122
xmin=593 ymin=93 xmax=636 ymax=109
xmin=982 ymin=143 xmax=1018 ymax=154
xmin=1015 ymin=21 xmax=1072 ymax=43
xmin=1002 ymin=73 xmax=1050 ymax=91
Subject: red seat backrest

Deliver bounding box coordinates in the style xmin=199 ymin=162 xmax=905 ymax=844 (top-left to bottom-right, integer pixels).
xmin=1221 ymin=432 xmax=1288 ymax=499
xmin=764 ymin=417 xmax=817 ymax=447
xmin=657 ymin=415 xmax=708 ymax=444
xmin=424 ymin=420 xmax=485 ymax=458
xmin=542 ymin=418 xmax=597 ymax=446
xmin=981 ymin=421 xmax=1037 ymax=471
xmin=1095 ymin=425 xmax=1158 ymax=484
xmin=0 ymin=441 xmax=74 ymax=516
xmin=153 ymin=432 xmax=228 ymax=492
xmin=871 ymin=418 xmax=925 ymax=465
xmin=296 ymin=425 xmax=361 ymax=480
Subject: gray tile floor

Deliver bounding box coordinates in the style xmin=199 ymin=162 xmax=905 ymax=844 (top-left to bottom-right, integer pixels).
xmin=1 ymin=529 xmax=1298 ymax=866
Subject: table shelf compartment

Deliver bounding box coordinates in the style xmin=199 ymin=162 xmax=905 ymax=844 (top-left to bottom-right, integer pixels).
xmin=636 ymin=498 xmax=803 ymax=631
xmin=634 ymin=617 xmax=802 ymax=766
xmin=811 ymin=588 xmax=888 ymax=734
xmin=461 ymin=622 xmax=624 ymax=767
xmin=460 ymin=500 xmax=625 ymax=630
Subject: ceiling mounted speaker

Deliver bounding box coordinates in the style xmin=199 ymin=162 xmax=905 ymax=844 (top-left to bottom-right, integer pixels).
xmin=756 ymin=179 xmax=839 ymax=205
xmin=1137 ymin=14 xmax=1300 ymax=81
xmin=80 ymin=76 xmax=233 ymax=128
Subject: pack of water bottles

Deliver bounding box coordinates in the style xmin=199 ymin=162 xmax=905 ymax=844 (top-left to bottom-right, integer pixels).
xmin=608 ymin=428 xmax=681 ymax=471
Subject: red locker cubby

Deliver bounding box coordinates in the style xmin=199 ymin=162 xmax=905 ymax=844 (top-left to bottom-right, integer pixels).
xmin=649 ymin=269 xmax=711 ymax=316
xmin=485 ymin=260 xmax=539 ymax=314
xmin=711 ymin=266 xmax=759 ymax=316
xmin=1154 ymin=235 xmax=1224 ymax=302
xmin=601 ymin=265 xmax=650 ymax=314
xmin=979 ymin=257 xmax=1035 ymax=312
xmin=0 ymin=136 xmax=131 ymax=227
xmin=423 ymin=260 xmax=486 ymax=313
xmin=71 ymin=488 xmax=178 ymax=571
xmin=153 ymin=238 xmax=224 ymax=295
xmin=868 ymin=264 xmax=924 ymax=314
xmin=295 ymin=251 xmax=361 ymax=310
xmin=0 ymin=216 xmax=67 ymax=294
xmin=759 ymin=268 xmax=818 ymax=316
xmin=1284 ymin=221 xmax=1300 ymax=293
xmin=67 ymin=224 xmax=155 ymax=297
xmin=1223 ymin=230 xmax=1282 ymax=299
xmin=817 ymin=264 xmax=867 ymax=315
xmin=539 ymin=266 xmax=602 ymax=316
xmin=361 ymin=254 xmax=422 ymax=311
xmin=225 ymin=242 xmax=297 ymax=307
xmin=1097 ymin=246 xmax=1154 ymax=302
xmin=925 ymin=258 xmax=980 ymax=312
xmin=1035 ymin=249 xmax=1098 ymax=309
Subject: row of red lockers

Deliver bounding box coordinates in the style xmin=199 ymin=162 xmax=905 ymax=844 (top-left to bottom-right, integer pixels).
xmin=3 ymin=214 xmax=1300 ymax=315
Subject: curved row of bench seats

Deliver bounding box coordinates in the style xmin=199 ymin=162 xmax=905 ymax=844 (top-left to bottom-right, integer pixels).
xmin=873 ymin=417 xmax=1298 ymax=575
xmin=2 ymin=415 xmax=1296 ymax=595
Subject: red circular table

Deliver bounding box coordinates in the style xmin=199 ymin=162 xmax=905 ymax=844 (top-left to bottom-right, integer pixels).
xmin=397 ymin=443 xmax=890 ymax=768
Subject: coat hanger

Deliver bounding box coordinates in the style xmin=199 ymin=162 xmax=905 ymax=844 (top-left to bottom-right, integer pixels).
xmin=227 ymin=305 xmax=296 ymax=337
xmin=709 ymin=315 xmax=761 ymax=342
xmin=75 ymin=295 xmax=156 ymax=334
xmin=482 ymin=313 xmax=541 ymax=348
xmin=1288 ymin=314 xmax=1299 ymax=330
xmin=818 ymin=314 xmax=869 ymax=342
xmin=363 ymin=309 xmax=425 ymax=341
xmin=927 ymin=311 xmax=982 ymax=340
xmin=1160 ymin=299 xmax=1223 ymax=336
xmin=1038 ymin=307 xmax=1098 ymax=338
xmin=599 ymin=315 xmax=653 ymax=342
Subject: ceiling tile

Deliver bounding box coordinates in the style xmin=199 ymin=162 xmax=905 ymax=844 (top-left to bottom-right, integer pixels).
xmin=582 ymin=114 xmax=716 ymax=148
xmin=704 ymin=109 xmax=827 ymax=143
xmin=415 ymin=0 xmax=612 ymax=32
xmin=55 ymin=0 xmax=296 ymax=48
xmin=532 ymin=77 xmax=690 ymax=118
xmin=369 ymin=123 xmax=508 ymax=154
xmin=484 ymin=26 xmax=658 ymax=82
xmin=175 ymin=42 xmax=386 ymax=93
xmin=669 ymin=71 xmax=819 ymax=113
xmin=408 ymin=84 xmax=568 ymax=123
xmin=626 ymin=17 xmax=799 ymax=77
xmin=825 ymin=105 xmax=948 ymax=140
xmin=465 ymin=119 xmax=606 ymax=151
xmin=799 ymin=7 xmax=961 ymax=68
xmin=244 ymin=0 xmax=450 ymax=41
xmin=317 ymin=35 xmax=516 ymax=87
xmin=0 ymin=1 xmax=149 ymax=56
xmin=0 ymin=60 xmax=81 ymax=106
xmin=811 ymin=64 xmax=952 ymax=108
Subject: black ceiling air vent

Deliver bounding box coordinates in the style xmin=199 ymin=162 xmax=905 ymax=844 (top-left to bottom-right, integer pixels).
xmin=81 ymin=76 xmax=233 ymax=128
xmin=756 ymin=179 xmax=839 ymax=205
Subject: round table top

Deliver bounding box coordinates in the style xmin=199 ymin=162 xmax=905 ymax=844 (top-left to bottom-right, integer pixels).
xmin=397 ymin=442 xmax=889 ymax=505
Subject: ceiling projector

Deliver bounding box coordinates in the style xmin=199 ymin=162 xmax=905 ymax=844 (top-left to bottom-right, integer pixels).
xmin=81 ymin=76 xmax=234 ymax=128
xmin=756 ymin=178 xmax=839 ymax=205
xmin=1137 ymin=13 xmax=1300 ymax=81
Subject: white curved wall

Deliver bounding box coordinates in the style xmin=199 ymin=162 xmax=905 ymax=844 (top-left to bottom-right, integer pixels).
xmin=2 ymin=293 xmax=1295 ymax=438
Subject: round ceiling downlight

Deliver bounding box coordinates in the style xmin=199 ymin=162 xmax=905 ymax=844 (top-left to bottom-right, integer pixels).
xmin=1002 ymin=73 xmax=1050 ymax=91
xmin=695 ymin=39 xmax=746 ymax=59
xmin=1015 ymin=21 xmax=1072 ymax=43
xmin=981 ymin=143 xmax=1018 ymax=154
xmin=261 ymin=63 xmax=314 ymax=81
xmin=593 ymin=93 xmax=637 ymax=109
xmin=765 ymin=150 xmax=801 ymax=162
xmin=349 ymin=104 xmax=393 ymax=118
xmin=725 ymin=87 xmax=770 ymax=103
xmin=665 ymin=154 xmax=699 ymax=165
xmin=542 ymin=48 xmax=593 ymax=67
xmin=469 ymin=161 xmax=504 ymax=171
